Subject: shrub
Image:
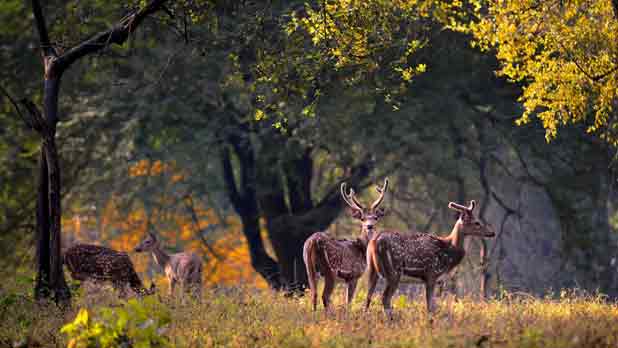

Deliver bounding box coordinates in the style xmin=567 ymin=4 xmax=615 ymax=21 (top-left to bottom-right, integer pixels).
xmin=61 ymin=297 xmax=170 ymax=348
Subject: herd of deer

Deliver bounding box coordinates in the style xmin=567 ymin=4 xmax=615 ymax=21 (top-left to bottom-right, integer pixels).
xmin=62 ymin=178 xmax=494 ymax=318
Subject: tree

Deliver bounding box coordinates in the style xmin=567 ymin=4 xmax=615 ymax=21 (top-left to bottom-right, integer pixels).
xmin=471 ymin=0 xmax=618 ymax=144
xmin=8 ymin=0 xmax=173 ymax=305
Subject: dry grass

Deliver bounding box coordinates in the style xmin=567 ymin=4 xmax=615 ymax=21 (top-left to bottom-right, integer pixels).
xmin=2 ymin=283 xmax=618 ymax=348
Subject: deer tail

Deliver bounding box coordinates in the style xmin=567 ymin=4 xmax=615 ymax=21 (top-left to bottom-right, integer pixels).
xmin=303 ymin=236 xmax=319 ymax=294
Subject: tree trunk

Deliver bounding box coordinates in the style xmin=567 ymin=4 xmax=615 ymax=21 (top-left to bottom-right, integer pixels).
xmin=34 ymin=151 xmax=51 ymax=300
xmin=221 ymin=142 xmax=282 ymax=289
xmin=43 ymin=135 xmax=71 ymax=305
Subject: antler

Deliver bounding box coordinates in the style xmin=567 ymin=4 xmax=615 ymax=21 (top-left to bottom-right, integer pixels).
xmin=467 ymin=200 xmax=476 ymax=211
xmin=341 ymin=182 xmax=364 ymax=211
xmin=371 ymin=178 xmax=389 ymax=210
xmin=448 ymin=200 xmax=476 ymax=212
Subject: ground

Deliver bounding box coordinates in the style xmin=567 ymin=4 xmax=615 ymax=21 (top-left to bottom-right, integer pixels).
xmin=1 ymin=282 xmax=617 ymax=348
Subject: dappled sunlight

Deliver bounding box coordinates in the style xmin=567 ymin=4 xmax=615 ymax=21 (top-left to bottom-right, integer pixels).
xmin=3 ymin=286 xmax=618 ymax=348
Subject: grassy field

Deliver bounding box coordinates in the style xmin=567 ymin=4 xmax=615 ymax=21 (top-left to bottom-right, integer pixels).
xmin=1 ymin=284 xmax=618 ymax=348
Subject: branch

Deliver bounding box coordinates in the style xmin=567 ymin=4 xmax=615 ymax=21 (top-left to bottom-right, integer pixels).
xmin=221 ymin=146 xmax=243 ymax=214
xmin=56 ymin=0 xmax=169 ymax=72
xmin=31 ymin=0 xmax=54 ymax=57
xmin=0 ymin=85 xmax=31 ymax=127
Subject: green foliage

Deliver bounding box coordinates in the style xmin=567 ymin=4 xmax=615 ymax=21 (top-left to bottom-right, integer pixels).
xmin=61 ymin=297 xmax=171 ymax=348
xmin=471 ymin=0 xmax=618 ymax=144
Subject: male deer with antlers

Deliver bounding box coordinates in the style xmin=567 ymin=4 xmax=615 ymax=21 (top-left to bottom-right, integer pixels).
xmin=365 ymin=200 xmax=494 ymax=318
xmin=134 ymin=232 xmax=203 ymax=298
xmin=64 ymin=243 xmax=155 ymax=297
xmin=303 ymin=178 xmax=388 ymax=312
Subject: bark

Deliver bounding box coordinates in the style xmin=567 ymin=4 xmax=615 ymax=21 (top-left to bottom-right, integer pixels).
xmin=221 ymin=142 xmax=282 ymax=289
xmin=43 ymin=135 xmax=71 ymax=305
xmin=284 ymin=148 xmax=313 ymax=214
xmin=476 ymin=118 xmax=491 ymax=300
xmin=34 ymin=151 xmax=50 ymax=300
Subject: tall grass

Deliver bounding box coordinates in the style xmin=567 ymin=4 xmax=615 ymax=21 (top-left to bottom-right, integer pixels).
xmin=2 ymin=283 xmax=617 ymax=347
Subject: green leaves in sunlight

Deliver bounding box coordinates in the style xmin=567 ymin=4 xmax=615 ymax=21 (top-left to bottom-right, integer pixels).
xmin=61 ymin=297 xmax=171 ymax=348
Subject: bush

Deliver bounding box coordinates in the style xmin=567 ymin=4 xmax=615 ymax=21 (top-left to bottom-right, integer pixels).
xmin=61 ymin=297 xmax=170 ymax=348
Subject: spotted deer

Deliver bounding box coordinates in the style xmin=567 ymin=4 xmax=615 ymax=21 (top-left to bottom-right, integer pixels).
xmin=303 ymin=178 xmax=388 ymax=312
xmin=63 ymin=243 xmax=155 ymax=297
xmin=134 ymin=232 xmax=203 ymax=298
xmin=365 ymin=200 xmax=495 ymax=318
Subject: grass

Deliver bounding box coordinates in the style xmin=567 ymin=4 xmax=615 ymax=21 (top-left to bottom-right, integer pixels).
xmin=1 ymin=283 xmax=618 ymax=348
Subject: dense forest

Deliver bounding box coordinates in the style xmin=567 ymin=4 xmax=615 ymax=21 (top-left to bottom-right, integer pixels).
xmin=2 ymin=1 xmax=618 ymax=346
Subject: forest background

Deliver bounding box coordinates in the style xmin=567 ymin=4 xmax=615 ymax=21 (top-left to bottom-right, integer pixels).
xmin=2 ymin=0 xmax=618 ymax=303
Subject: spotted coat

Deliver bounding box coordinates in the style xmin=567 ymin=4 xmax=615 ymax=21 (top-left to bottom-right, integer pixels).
xmin=373 ymin=230 xmax=465 ymax=282
xmin=308 ymin=232 xmax=367 ymax=281
xmin=64 ymin=243 xmax=152 ymax=296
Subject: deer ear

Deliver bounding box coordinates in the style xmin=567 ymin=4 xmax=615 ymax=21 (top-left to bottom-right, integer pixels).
xmin=350 ymin=208 xmax=363 ymax=220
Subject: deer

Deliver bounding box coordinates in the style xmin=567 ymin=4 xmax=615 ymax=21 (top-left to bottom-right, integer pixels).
xmin=365 ymin=200 xmax=495 ymax=318
xmin=303 ymin=178 xmax=388 ymax=312
xmin=134 ymin=232 xmax=203 ymax=298
xmin=63 ymin=243 xmax=155 ymax=297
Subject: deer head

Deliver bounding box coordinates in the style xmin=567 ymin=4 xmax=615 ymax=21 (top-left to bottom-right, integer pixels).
xmin=447 ymin=200 xmax=495 ymax=238
xmin=134 ymin=232 xmax=160 ymax=252
xmin=341 ymin=178 xmax=389 ymax=240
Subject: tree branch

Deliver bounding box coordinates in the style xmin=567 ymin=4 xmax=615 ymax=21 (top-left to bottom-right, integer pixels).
xmin=31 ymin=0 xmax=54 ymax=57
xmin=221 ymin=146 xmax=243 ymax=214
xmin=56 ymin=0 xmax=169 ymax=72
xmin=0 ymin=85 xmax=31 ymax=128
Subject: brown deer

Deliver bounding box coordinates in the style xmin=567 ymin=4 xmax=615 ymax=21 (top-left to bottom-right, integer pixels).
xmin=303 ymin=178 xmax=388 ymax=312
xmin=365 ymin=200 xmax=494 ymax=318
xmin=63 ymin=243 xmax=155 ymax=297
xmin=134 ymin=232 xmax=203 ymax=298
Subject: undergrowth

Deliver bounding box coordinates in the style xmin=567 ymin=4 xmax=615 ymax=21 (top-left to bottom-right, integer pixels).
xmin=1 ymin=283 xmax=617 ymax=348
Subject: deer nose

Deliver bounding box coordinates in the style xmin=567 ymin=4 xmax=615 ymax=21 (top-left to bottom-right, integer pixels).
xmin=366 ymin=225 xmax=374 ymax=230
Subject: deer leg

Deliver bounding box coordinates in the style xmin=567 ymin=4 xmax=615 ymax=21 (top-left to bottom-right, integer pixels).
xmin=322 ymin=272 xmax=335 ymax=313
xmin=114 ymin=282 xmax=128 ymax=299
xmin=365 ymin=265 xmax=378 ymax=311
xmin=310 ymin=279 xmax=319 ymax=312
xmin=169 ymin=279 xmax=177 ymax=298
xmin=382 ymin=276 xmax=400 ymax=320
xmin=425 ymin=280 xmax=436 ymax=314
xmin=345 ymin=279 xmax=358 ymax=309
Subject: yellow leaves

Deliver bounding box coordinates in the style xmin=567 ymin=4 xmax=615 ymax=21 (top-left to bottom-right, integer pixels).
xmin=203 ymin=226 xmax=269 ymax=289
xmin=472 ymin=0 xmax=618 ymax=143
xmin=129 ymin=159 xmax=174 ymax=177
xmin=254 ymin=109 xmax=266 ymax=121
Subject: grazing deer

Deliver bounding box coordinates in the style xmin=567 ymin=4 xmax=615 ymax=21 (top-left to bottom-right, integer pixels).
xmin=63 ymin=243 xmax=155 ymax=297
xmin=365 ymin=200 xmax=494 ymax=318
xmin=134 ymin=232 xmax=203 ymax=298
xmin=303 ymin=178 xmax=388 ymax=312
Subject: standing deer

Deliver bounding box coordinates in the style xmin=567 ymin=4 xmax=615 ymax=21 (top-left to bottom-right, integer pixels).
xmin=365 ymin=200 xmax=494 ymax=318
xmin=63 ymin=243 xmax=155 ymax=297
xmin=134 ymin=232 xmax=203 ymax=298
xmin=303 ymin=178 xmax=388 ymax=312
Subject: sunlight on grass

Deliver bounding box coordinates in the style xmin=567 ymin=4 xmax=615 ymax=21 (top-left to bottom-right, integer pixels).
xmin=1 ymin=284 xmax=618 ymax=347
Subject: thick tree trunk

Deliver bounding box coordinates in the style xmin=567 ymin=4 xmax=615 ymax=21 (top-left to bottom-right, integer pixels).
xmin=34 ymin=151 xmax=51 ymax=300
xmin=221 ymin=142 xmax=282 ymax=289
xmin=43 ymin=135 xmax=71 ymax=305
